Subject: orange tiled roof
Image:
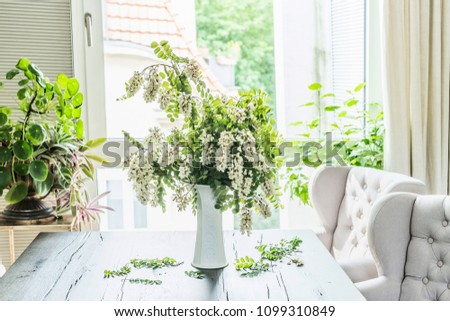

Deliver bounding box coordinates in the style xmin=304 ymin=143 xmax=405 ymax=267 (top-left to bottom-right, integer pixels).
xmin=105 ymin=0 xmax=227 ymax=94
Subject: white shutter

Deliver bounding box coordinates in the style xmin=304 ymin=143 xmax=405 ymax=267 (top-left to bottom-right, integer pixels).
xmin=330 ymin=0 xmax=366 ymax=104
xmin=0 ymin=0 xmax=74 ymax=121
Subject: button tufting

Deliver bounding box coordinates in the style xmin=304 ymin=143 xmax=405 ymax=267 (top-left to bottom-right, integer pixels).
xmin=377 ymin=188 xmax=381 ymax=192
xmin=437 ymin=261 xmax=444 ymax=268
xmin=363 ymin=184 xmax=367 ymax=189
xmin=448 ymin=283 xmax=450 ymax=290
xmin=422 ymin=277 xmax=429 ymax=285
xmin=350 ymin=225 xmax=353 ymax=230
xmin=443 ymin=220 xmax=449 ymax=227
xmin=427 ymin=237 xmax=434 ymax=244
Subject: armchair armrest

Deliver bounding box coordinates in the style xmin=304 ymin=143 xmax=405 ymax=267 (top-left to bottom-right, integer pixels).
xmin=356 ymin=276 xmax=401 ymax=301
xmin=338 ymin=256 xmax=378 ymax=283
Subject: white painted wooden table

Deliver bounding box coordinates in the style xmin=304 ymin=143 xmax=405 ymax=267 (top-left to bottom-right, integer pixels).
xmin=0 ymin=230 xmax=365 ymax=301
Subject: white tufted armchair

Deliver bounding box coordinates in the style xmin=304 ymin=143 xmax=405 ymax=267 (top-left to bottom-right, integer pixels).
xmin=358 ymin=193 xmax=450 ymax=300
xmin=310 ymin=166 xmax=426 ymax=283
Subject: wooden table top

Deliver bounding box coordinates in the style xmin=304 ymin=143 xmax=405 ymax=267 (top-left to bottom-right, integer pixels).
xmin=0 ymin=214 xmax=73 ymax=231
xmin=0 ymin=229 xmax=365 ymax=301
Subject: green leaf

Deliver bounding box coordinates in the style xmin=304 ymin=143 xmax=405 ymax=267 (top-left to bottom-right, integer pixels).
xmin=0 ymin=113 xmax=7 ymax=126
xmin=308 ymin=83 xmax=322 ymax=91
xmin=5 ymin=181 xmax=28 ymax=204
xmin=6 ymin=69 xmax=20 ymax=80
xmin=0 ymin=167 xmax=11 ymax=189
xmin=300 ymin=102 xmax=315 ymax=107
xmin=58 ymin=167 xmax=72 ymax=189
xmin=346 ymin=99 xmax=359 ymax=107
xmin=18 ymin=79 xmax=29 ymax=86
xmin=80 ymin=164 xmax=93 ymax=180
xmin=354 ymin=83 xmax=366 ymax=92
xmin=72 ymin=92 xmax=83 ymax=107
xmin=13 ymin=140 xmax=33 ymax=160
xmin=324 ymin=105 xmax=340 ymax=112
xmin=35 ymin=75 xmax=46 ymax=88
xmin=28 ymin=63 xmax=43 ymax=78
xmin=0 ymin=82 xmax=4 ymax=89
xmin=85 ymin=153 xmax=108 ymax=163
xmin=16 ymin=58 xmax=30 ymax=71
xmin=29 ymin=160 xmax=48 ymax=181
xmin=54 ymin=82 xmax=62 ymax=96
xmin=86 ymin=137 xmax=107 ymax=148
xmin=150 ymin=41 xmax=158 ymax=48
xmin=57 ymin=74 xmax=68 ymax=89
xmin=0 ymin=106 xmax=12 ymax=115
xmin=17 ymin=87 xmax=28 ymax=100
xmin=26 ymin=124 xmax=45 ymax=145
xmin=75 ymin=119 xmax=84 ymax=139
xmin=24 ymin=70 xmax=33 ymax=80
xmin=67 ymin=78 xmax=79 ymax=96
xmin=322 ymin=93 xmax=335 ymax=98
xmin=34 ymin=172 xmax=53 ymax=197
xmin=0 ymin=147 xmax=12 ymax=163
xmin=14 ymin=163 xmax=29 ymax=176
xmin=72 ymin=107 xmax=82 ymax=119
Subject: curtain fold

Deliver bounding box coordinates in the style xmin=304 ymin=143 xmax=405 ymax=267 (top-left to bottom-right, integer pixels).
xmin=381 ymin=0 xmax=450 ymax=193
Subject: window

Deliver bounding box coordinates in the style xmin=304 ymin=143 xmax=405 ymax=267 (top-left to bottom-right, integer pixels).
xmin=330 ymin=0 xmax=366 ymax=106
xmin=93 ymin=0 xmax=370 ymax=232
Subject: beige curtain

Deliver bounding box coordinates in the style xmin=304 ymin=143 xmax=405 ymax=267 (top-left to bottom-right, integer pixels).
xmin=382 ymin=0 xmax=450 ymax=193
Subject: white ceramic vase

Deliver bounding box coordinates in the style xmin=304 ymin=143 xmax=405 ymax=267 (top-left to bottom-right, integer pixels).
xmin=192 ymin=184 xmax=228 ymax=270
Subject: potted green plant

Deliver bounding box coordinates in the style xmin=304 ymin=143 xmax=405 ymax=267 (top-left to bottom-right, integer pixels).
xmin=120 ymin=41 xmax=282 ymax=269
xmin=0 ymin=58 xmax=110 ymax=228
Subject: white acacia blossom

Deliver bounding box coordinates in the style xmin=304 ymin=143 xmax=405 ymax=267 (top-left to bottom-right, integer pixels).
xmin=126 ymin=71 xmax=144 ymax=97
xmin=158 ymin=88 xmax=172 ymax=110
xmin=143 ymin=70 xmax=161 ymax=103
xmin=179 ymin=160 xmax=191 ymax=180
xmin=240 ymin=207 xmax=252 ymax=236
xmin=178 ymin=92 xmax=192 ymax=115
xmin=227 ymin=106 xmax=246 ymax=123
xmin=127 ymin=151 xmax=154 ymax=205
xmin=255 ymin=195 xmax=271 ymax=219
xmin=185 ymin=59 xmax=201 ymax=80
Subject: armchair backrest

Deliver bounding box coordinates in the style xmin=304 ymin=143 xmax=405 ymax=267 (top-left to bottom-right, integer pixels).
xmin=310 ymin=166 xmax=426 ymax=260
xmin=368 ymin=193 xmax=450 ymax=301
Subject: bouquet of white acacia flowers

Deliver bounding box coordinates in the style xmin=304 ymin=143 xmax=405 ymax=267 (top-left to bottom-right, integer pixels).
xmin=119 ymin=40 xmax=282 ymax=234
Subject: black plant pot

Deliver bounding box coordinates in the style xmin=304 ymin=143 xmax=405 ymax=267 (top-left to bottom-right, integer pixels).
xmin=0 ymin=196 xmax=56 ymax=224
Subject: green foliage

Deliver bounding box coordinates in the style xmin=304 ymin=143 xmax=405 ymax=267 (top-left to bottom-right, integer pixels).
xmin=103 ymin=265 xmax=132 ymax=278
xmin=256 ymin=237 xmax=302 ymax=261
xmin=234 ymin=256 xmax=270 ymax=277
xmin=234 ymin=236 xmax=303 ymax=277
xmin=104 ymin=257 xmax=183 ymax=285
xmin=0 ymin=59 xmax=108 ymax=226
xmin=128 ymin=278 xmax=162 ymax=286
xmin=195 ymin=0 xmax=276 ymax=105
xmin=130 ymin=257 xmax=183 ymax=269
xmin=185 ymin=270 xmax=206 ymax=279
xmin=285 ymin=83 xmax=384 ymax=205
